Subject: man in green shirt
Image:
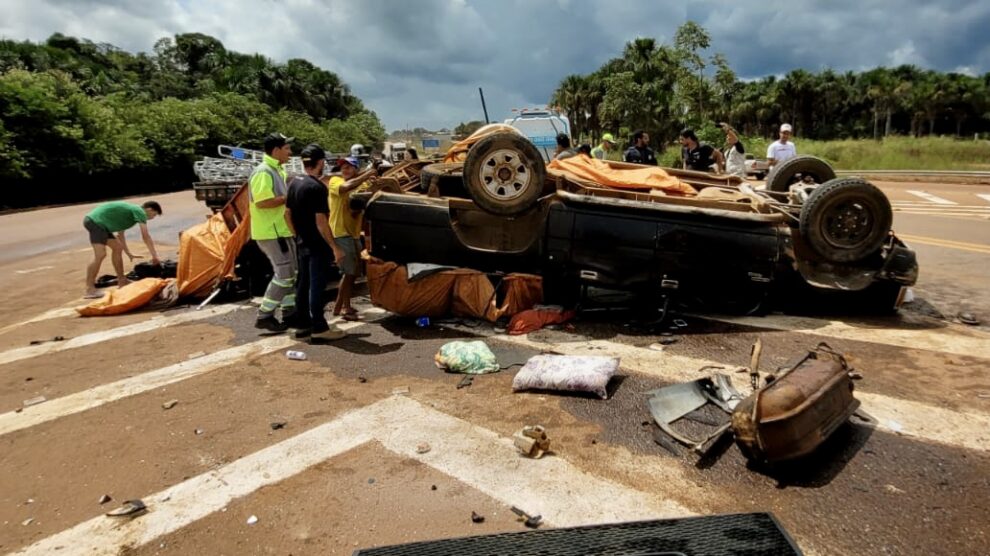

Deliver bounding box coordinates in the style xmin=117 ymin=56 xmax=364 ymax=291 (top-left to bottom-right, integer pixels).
xmin=83 ymin=200 xmax=162 ymax=298
xmin=249 ymin=133 xmax=299 ymax=332
xmin=591 ymin=133 xmax=616 ymax=160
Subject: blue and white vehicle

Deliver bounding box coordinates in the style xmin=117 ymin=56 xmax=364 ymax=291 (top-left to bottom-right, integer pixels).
xmin=503 ymin=109 xmax=571 ymax=162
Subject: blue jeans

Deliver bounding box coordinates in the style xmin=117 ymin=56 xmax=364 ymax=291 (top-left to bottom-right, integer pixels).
xmin=295 ymin=246 xmax=332 ymax=332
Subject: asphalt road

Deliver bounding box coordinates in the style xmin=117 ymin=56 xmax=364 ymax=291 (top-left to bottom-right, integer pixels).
xmin=0 ymin=183 xmax=987 ymax=555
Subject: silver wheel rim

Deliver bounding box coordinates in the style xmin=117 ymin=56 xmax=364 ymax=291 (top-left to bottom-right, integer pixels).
xmin=477 ymin=149 xmax=533 ymax=201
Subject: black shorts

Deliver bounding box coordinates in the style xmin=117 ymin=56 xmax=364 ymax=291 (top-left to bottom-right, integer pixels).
xmin=83 ymin=216 xmax=112 ymax=245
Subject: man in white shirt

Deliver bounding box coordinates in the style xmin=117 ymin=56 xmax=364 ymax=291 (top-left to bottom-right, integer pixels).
xmin=766 ymin=123 xmax=797 ymax=169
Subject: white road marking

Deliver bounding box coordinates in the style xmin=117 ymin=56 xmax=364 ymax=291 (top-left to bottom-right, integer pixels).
xmin=491 ymin=335 xmax=990 ymax=452
xmin=14 ymin=265 xmax=54 ymax=275
xmin=0 ymin=307 xmax=78 ymax=336
xmin=0 ymin=304 xmax=243 ymax=367
xmin=977 ymin=194 xmax=990 ymax=205
xmin=0 ymin=336 xmax=296 ymax=436
xmin=892 ymin=202 xmax=990 ymax=209
xmin=905 ymin=190 xmax=956 ymax=205
xmin=704 ymin=314 xmax=990 ymax=360
xmin=13 ymin=396 xmax=690 ymax=555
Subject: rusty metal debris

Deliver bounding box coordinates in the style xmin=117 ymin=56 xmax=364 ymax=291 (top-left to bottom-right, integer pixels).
xmin=732 ymin=342 xmax=860 ymax=464
xmin=162 ymin=399 xmax=178 ymax=410
xmin=513 ymin=425 xmax=551 ymax=458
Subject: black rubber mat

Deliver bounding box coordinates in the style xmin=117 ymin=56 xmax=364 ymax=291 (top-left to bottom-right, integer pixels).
xmin=353 ymin=513 xmax=802 ymax=555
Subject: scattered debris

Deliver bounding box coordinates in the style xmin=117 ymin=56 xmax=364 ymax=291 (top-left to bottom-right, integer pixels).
xmin=512 ymin=355 xmax=619 ymax=399
xmin=978 ymin=393 xmax=990 ymax=399
xmin=456 ymin=376 xmax=474 ymax=389
xmin=246 ymin=515 xmax=258 ymax=525
xmin=957 ymin=312 xmax=980 ymax=326
xmin=658 ymin=337 xmax=678 ymax=346
xmin=99 ymin=495 xmax=112 ymax=505
xmin=28 ymin=336 xmax=66 ymax=346
xmin=358 ymin=376 xmax=367 ymax=383
xmin=25 ymin=377 xmax=33 ymax=381
xmin=431 ymin=485 xmax=437 ymax=491
xmin=902 ymin=287 xmax=915 ymax=304
xmin=286 ymin=350 xmax=308 ymax=361
xmin=435 ymin=341 xmax=500 ymax=374
xmin=194 ymin=428 xmax=204 ymax=435
xmin=886 ymin=420 xmax=904 ymax=433
xmin=21 ymin=518 xmax=34 ymax=526
xmin=391 ymin=386 xmax=411 ymax=396
xmin=885 ymin=484 xmax=905 ymax=494
xmin=415 ymin=442 xmax=431 ymax=454
xmin=187 ymin=351 xmax=207 ymax=359
xmin=270 ymin=421 xmax=286 ymax=430
xmin=471 ymin=511 xmax=485 ymax=523
xmin=368 ymin=478 xmax=376 ymax=484
xmin=510 ymin=506 xmax=542 ymax=528
xmin=26 ymin=498 xmax=34 ymax=504
xmin=106 ymin=499 xmax=147 ymax=518
xmin=648 ymin=343 xmax=666 ymax=352
xmin=23 ymin=396 xmax=46 ymax=407
xmin=672 ymin=319 xmax=688 ymax=328
xmin=513 ymin=425 xmax=551 ymax=459
xmin=507 ymin=306 xmax=575 ymax=335
xmin=162 ymin=399 xmax=179 ymax=410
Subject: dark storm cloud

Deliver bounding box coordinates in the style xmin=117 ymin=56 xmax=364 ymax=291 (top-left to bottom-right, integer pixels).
xmin=1 ymin=0 xmax=987 ymax=129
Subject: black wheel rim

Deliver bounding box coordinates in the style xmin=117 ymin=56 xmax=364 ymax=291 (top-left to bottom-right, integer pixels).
xmin=821 ymin=199 xmax=874 ymax=248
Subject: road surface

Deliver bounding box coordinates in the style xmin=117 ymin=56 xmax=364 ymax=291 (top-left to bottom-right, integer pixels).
xmin=0 ymin=182 xmax=987 ymax=555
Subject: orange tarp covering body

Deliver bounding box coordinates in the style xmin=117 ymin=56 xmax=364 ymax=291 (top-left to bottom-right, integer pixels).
xmin=367 ymin=258 xmax=542 ymax=322
xmin=444 ymin=124 xmax=520 ymax=163
xmin=176 ymin=213 xmax=232 ymax=298
xmin=547 ymin=156 xmax=697 ymax=196
xmin=76 ymin=278 xmax=169 ymax=317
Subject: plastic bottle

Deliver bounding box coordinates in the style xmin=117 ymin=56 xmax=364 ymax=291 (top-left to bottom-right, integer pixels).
xmin=415 ymin=317 xmax=430 ymax=328
xmin=286 ymin=350 xmax=307 ymax=361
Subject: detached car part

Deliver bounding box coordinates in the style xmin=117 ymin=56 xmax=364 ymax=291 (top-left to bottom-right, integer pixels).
xmin=767 ymin=155 xmax=836 ymax=193
xmin=732 ymin=342 xmax=860 ymax=464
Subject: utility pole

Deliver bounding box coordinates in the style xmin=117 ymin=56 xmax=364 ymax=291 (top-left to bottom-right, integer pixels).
xmin=479 ymin=87 xmax=490 ymax=124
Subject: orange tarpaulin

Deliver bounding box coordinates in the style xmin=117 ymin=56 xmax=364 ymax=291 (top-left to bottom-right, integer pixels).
xmin=548 ymin=156 xmax=697 ymax=195
xmin=176 ymin=213 xmax=232 ymax=298
xmin=367 ymin=258 xmax=542 ymax=322
xmin=77 ymin=278 xmax=169 ymax=317
xmin=444 ymin=124 xmax=521 ymax=163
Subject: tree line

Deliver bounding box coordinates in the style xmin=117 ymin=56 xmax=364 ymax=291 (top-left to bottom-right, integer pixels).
xmin=551 ymin=22 xmax=990 ymax=150
xmin=0 ymin=33 xmax=385 ymax=209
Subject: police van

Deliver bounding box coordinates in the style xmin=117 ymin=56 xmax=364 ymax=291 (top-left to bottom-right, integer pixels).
xmin=503 ymin=109 xmax=571 ymax=162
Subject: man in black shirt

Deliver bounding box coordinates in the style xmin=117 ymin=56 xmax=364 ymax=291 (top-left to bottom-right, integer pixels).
xmin=623 ymin=130 xmax=658 ymax=165
xmin=285 ymin=144 xmax=347 ymax=342
xmin=679 ymin=128 xmax=724 ymax=173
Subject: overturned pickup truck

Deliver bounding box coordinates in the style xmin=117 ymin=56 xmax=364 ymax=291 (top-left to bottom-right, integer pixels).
xmin=354 ymin=128 xmax=918 ymax=315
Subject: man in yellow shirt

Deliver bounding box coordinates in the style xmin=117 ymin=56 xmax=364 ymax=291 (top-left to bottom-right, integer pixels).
xmin=249 ymin=133 xmax=298 ymax=332
xmin=327 ymin=156 xmax=380 ymax=320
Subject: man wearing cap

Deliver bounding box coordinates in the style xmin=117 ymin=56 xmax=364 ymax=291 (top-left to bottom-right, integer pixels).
xmin=767 ymin=123 xmax=797 ymax=169
xmin=327 ymin=156 xmax=380 ymax=321
xmin=591 ymin=133 xmax=615 ymax=160
xmin=284 ymin=144 xmax=347 ymax=342
xmin=249 ymin=132 xmax=298 ymax=332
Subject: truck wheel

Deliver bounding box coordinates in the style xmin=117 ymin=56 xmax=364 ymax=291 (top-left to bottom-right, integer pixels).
xmin=419 ymin=163 xmax=466 ymax=198
xmin=799 ymin=178 xmax=892 ymax=263
xmin=463 ymin=132 xmax=546 ymax=216
xmin=767 ymin=156 xmax=836 ymax=193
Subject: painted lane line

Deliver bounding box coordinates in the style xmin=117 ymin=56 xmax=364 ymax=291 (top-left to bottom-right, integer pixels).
xmin=704 ymin=313 xmax=990 ymax=360
xmin=0 ymin=307 xmax=79 ymax=337
xmin=491 ymin=335 xmax=990 ymax=453
xmin=892 ymin=203 xmax=990 ymax=209
xmin=0 ymin=304 xmax=243 ymax=368
xmin=895 ymin=235 xmax=990 ymax=255
xmin=977 ymin=194 xmax=990 ymax=205
xmin=13 ymin=396 xmax=691 ymax=555
xmin=0 ymin=336 xmax=296 ymax=437
xmin=14 ymin=265 xmax=54 ymax=275
xmin=905 ymin=190 xmax=957 ymax=205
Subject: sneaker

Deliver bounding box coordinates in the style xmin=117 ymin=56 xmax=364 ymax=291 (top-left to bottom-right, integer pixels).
xmin=310 ymin=327 xmax=347 ymax=342
xmin=294 ymin=328 xmax=312 ymax=339
xmin=255 ymin=316 xmax=288 ymax=332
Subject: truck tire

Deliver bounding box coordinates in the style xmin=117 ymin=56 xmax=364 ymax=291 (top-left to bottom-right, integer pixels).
xmin=767 ymin=156 xmax=836 ymax=193
xmin=799 ymin=178 xmax=892 ymax=263
xmin=463 ymin=132 xmax=546 ymax=216
xmin=419 ymin=163 xmax=466 ymax=198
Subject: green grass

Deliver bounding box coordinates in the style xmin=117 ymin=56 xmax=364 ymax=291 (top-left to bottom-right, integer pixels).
xmin=753 ymin=136 xmax=990 ymax=171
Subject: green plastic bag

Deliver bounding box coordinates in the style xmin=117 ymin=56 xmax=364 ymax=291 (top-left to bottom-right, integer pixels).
xmin=434 ymin=341 xmax=500 ymax=374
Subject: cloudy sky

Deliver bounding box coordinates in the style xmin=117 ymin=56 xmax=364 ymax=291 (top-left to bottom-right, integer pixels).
xmin=2 ymin=0 xmax=989 ymax=131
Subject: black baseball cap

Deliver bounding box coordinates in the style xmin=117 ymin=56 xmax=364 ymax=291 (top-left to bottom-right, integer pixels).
xmin=263 ymin=132 xmax=294 ymax=152
xmin=299 ymin=143 xmax=326 ymax=163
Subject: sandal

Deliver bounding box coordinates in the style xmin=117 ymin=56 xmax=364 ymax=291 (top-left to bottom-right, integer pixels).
xmin=343 ymin=307 xmax=359 ymax=316
xmin=341 ymin=313 xmax=361 ymax=322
